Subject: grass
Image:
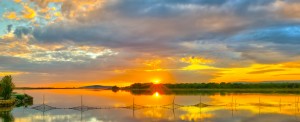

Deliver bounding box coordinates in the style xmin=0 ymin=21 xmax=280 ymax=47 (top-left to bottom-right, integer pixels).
xmin=0 ymin=99 xmax=15 ymax=107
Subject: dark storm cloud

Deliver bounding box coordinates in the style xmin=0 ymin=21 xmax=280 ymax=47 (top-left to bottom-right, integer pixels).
xmin=229 ymin=26 xmax=300 ymax=44
xmin=110 ymin=0 xmax=229 ymax=17
xmin=32 ymin=24 xmax=175 ymax=52
xmin=14 ymin=26 xmax=32 ymax=38
xmin=7 ymin=24 xmax=12 ymax=33
xmin=226 ymin=24 xmax=300 ymax=64
xmin=110 ymin=0 xmax=275 ymax=17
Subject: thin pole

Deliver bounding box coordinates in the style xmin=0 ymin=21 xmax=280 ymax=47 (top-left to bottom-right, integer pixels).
xmin=43 ymin=95 xmax=45 ymax=122
xmin=297 ymin=97 xmax=299 ymax=112
xmin=259 ymin=97 xmax=261 ymax=115
xmin=231 ymin=96 xmax=234 ymax=117
xmin=172 ymin=96 xmax=175 ymax=119
xmin=279 ymin=98 xmax=281 ymax=112
xmin=43 ymin=95 xmax=45 ymax=111
xmin=81 ymin=96 xmax=83 ymax=107
xmin=235 ymin=99 xmax=237 ymax=111
xmin=43 ymin=95 xmax=45 ymax=105
xmin=200 ymin=96 xmax=202 ymax=107
xmin=173 ymin=96 xmax=175 ymax=109
xmin=133 ymin=97 xmax=135 ymax=118
xmin=200 ymin=96 xmax=202 ymax=122
xmin=232 ymin=96 xmax=234 ymax=105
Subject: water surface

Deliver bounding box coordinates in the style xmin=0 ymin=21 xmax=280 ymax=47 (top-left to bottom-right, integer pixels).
xmin=5 ymin=89 xmax=300 ymax=122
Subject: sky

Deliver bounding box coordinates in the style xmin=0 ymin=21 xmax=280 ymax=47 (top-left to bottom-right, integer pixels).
xmin=0 ymin=0 xmax=300 ymax=87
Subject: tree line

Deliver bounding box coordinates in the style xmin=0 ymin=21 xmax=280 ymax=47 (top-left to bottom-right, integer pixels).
xmin=124 ymin=82 xmax=300 ymax=89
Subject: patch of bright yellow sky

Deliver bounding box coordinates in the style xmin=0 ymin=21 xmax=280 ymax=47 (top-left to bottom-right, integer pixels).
xmin=0 ymin=72 xmax=26 ymax=76
xmin=212 ymin=63 xmax=300 ymax=82
xmin=102 ymin=56 xmax=300 ymax=85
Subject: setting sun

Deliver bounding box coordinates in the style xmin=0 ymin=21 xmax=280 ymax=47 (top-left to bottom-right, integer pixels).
xmin=152 ymin=79 xmax=161 ymax=84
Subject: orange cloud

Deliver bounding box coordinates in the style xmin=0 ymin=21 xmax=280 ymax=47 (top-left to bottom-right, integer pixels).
xmin=282 ymin=62 xmax=300 ymax=68
xmin=180 ymin=56 xmax=216 ymax=71
xmin=28 ymin=0 xmax=105 ymax=19
xmin=273 ymin=1 xmax=300 ymax=19
xmin=181 ymin=56 xmax=214 ymax=65
xmin=3 ymin=12 xmax=19 ymax=20
xmin=22 ymin=5 xmax=36 ymax=19
xmin=14 ymin=0 xmax=22 ymax=3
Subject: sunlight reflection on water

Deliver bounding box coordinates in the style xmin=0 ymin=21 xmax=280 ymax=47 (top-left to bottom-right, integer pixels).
xmin=4 ymin=89 xmax=300 ymax=122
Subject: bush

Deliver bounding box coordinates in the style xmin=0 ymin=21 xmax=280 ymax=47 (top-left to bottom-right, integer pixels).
xmin=0 ymin=76 xmax=15 ymax=100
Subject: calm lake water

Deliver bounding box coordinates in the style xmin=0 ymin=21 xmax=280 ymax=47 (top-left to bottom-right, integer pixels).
xmin=4 ymin=89 xmax=300 ymax=122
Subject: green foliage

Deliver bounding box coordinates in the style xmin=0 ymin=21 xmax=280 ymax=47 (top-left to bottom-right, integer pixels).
xmin=165 ymin=82 xmax=300 ymax=89
xmin=129 ymin=83 xmax=153 ymax=89
xmin=0 ymin=76 xmax=15 ymax=100
xmin=14 ymin=94 xmax=25 ymax=100
xmin=111 ymin=86 xmax=120 ymax=92
xmin=0 ymin=111 xmax=14 ymax=122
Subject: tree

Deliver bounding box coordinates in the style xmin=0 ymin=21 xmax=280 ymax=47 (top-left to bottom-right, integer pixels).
xmin=111 ymin=86 xmax=120 ymax=92
xmin=0 ymin=75 xmax=15 ymax=100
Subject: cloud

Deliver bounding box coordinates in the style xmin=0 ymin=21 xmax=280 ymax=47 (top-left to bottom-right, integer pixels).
xmin=22 ymin=4 xmax=36 ymax=19
xmin=3 ymin=12 xmax=19 ymax=20
xmin=14 ymin=26 xmax=32 ymax=38
xmin=248 ymin=69 xmax=285 ymax=74
xmin=181 ymin=56 xmax=215 ymax=65
xmin=28 ymin=0 xmax=105 ymax=19
xmin=229 ymin=26 xmax=300 ymax=44
xmin=273 ymin=0 xmax=300 ymax=20
xmin=1 ymin=0 xmax=300 ymax=86
xmin=7 ymin=25 xmax=13 ymax=33
xmin=0 ymin=33 xmax=118 ymax=64
xmin=15 ymin=0 xmax=300 ymax=70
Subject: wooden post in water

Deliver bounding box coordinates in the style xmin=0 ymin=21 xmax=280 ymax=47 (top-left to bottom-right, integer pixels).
xmin=199 ymin=96 xmax=202 ymax=122
xmin=172 ymin=96 xmax=175 ymax=110
xmin=297 ymin=97 xmax=299 ymax=112
xmin=279 ymin=98 xmax=281 ymax=112
xmin=81 ymin=95 xmax=83 ymax=122
xmin=235 ymin=98 xmax=237 ymax=111
xmin=294 ymin=96 xmax=297 ymax=120
xmin=43 ymin=95 xmax=45 ymax=105
xmin=172 ymin=96 xmax=175 ymax=119
xmin=42 ymin=95 xmax=45 ymax=122
xmin=132 ymin=97 xmax=135 ymax=118
xmin=231 ymin=96 xmax=234 ymax=117
xmin=259 ymin=97 xmax=261 ymax=116
xmin=43 ymin=95 xmax=45 ymax=111
xmin=81 ymin=96 xmax=83 ymax=107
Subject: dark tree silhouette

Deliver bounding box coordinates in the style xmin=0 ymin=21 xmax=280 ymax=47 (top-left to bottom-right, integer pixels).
xmin=0 ymin=76 xmax=15 ymax=100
